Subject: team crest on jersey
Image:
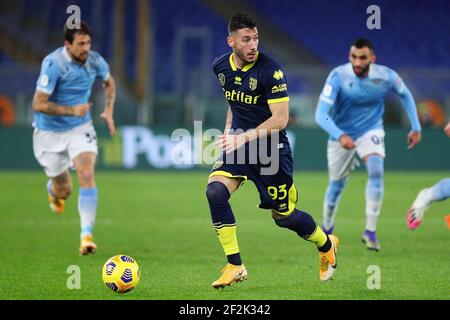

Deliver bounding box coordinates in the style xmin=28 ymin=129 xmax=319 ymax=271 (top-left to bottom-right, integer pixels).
xmin=371 ymin=79 xmax=382 ymax=85
xmin=249 ymin=77 xmax=258 ymax=91
xmin=273 ymin=70 xmax=284 ymax=80
xmin=234 ymin=76 xmax=242 ymax=85
xmin=218 ymin=73 xmax=225 ymax=86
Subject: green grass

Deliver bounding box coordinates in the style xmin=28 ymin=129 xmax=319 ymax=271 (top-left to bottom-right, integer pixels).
xmin=0 ymin=170 xmax=449 ymax=300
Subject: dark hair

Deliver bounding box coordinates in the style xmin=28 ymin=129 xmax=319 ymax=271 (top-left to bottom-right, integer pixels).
xmin=228 ymin=12 xmax=257 ymax=34
xmin=352 ymin=38 xmax=374 ymax=51
xmin=64 ymin=21 xmax=92 ymax=43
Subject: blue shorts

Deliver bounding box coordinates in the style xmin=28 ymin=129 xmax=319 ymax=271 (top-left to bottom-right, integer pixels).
xmin=209 ymin=149 xmax=298 ymax=215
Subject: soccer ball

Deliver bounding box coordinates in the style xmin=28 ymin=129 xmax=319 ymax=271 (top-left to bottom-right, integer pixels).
xmin=102 ymin=255 xmax=140 ymax=293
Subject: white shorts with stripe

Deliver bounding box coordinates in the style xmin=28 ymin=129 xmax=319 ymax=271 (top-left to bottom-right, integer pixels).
xmin=33 ymin=121 xmax=98 ymax=177
xmin=327 ymin=129 xmax=385 ymax=180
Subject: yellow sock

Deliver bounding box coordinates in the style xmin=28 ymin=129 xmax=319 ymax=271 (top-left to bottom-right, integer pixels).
xmin=215 ymin=224 xmax=240 ymax=255
xmin=305 ymin=226 xmax=328 ymax=248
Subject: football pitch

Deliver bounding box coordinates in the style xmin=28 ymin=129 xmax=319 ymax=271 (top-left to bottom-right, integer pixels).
xmin=0 ymin=170 xmax=449 ymax=300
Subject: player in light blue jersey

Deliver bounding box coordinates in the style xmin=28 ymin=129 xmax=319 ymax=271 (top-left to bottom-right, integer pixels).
xmin=315 ymin=38 xmax=422 ymax=250
xmin=32 ymin=22 xmax=116 ymax=255
xmin=407 ymin=120 xmax=450 ymax=230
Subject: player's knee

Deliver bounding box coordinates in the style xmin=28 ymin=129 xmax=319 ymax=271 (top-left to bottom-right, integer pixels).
xmin=53 ymin=183 xmax=72 ymax=199
xmin=77 ymin=168 xmax=95 ymax=186
xmin=329 ymin=178 xmax=347 ymax=192
xmin=273 ymin=210 xmax=299 ymax=229
xmin=205 ymin=182 xmax=230 ymax=204
xmin=326 ymin=178 xmax=347 ymax=202
xmin=366 ymin=155 xmax=384 ymax=180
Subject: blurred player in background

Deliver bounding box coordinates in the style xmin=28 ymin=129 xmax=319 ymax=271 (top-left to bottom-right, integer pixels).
xmin=315 ymin=38 xmax=421 ymax=251
xmin=407 ymin=120 xmax=450 ymax=229
xmin=32 ymin=22 xmax=116 ymax=255
xmin=206 ymin=12 xmax=339 ymax=289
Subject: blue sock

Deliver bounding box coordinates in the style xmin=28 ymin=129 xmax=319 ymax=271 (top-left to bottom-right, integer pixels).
xmin=78 ymin=188 xmax=98 ymax=238
xmin=429 ymin=178 xmax=450 ymax=202
xmin=365 ymin=155 xmax=384 ymax=232
xmin=322 ymin=178 xmax=347 ymax=231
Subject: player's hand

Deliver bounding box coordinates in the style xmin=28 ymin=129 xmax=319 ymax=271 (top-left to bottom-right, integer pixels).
xmin=72 ymin=103 xmax=91 ymax=117
xmin=101 ymin=110 xmax=116 ymax=136
xmin=407 ymin=131 xmax=421 ymax=149
xmin=339 ymin=134 xmax=355 ymax=149
xmin=216 ymin=134 xmax=246 ymax=154
xmin=444 ymin=121 xmax=450 ymax=138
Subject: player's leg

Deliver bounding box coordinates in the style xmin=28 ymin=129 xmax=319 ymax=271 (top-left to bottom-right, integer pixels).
xmin=358 ymin=129 xmax=386 ymax=251
xmin=73 ymin=151 xmax=98 ymax=255
xmin=257 ymin=152 xmax=339 ymax=281
xmin=47 ymin=171 xmax=73 ymax=214
xmin=407 ymin=178 xmax=450 ymax=229
xmin=69 ymin=122 xmax=99 ymax=255
xmin=272 ymin=208 xmax=339 ymax=281
xmin=33 ymin=128 xmax=72 ymax=214
xmin=206 ymin=174 xmax=248 ymax=288
xmin=322 ymin=140 xmax=357 ymax=234
xmin=363 ymin=154 xmax=384 ymax=242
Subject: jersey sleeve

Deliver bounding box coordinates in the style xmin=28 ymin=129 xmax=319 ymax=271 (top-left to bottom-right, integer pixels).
xmin=388 ymin=68 xmax=407 ymax=95
xmin=318 ymin=69 xmax=340 ymax=105
xmin=211 ymin=56 xmax=221 ymax=75
xmin=388 ymin=68 xmax=421 ymax=132
xmin=263 ymin=64 xmax=289 ymax=104
xmin=315 ymin=69 xmax=344 ymax=140
xmin=95 ymin=54 xmax=110 ymax=81
xmin=36 ymin=57 xmax=61 ymax=95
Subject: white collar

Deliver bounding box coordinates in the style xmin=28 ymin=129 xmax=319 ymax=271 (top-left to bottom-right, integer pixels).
xmin=62 ymin=46 xmax=72 ymax=62
xmin=346 ymin=62 xmax=375 ymax=79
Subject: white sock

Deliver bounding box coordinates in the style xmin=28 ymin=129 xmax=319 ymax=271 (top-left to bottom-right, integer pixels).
xmin=414 ymin=188 xmax=432 ymax=208
xmin=365 ymin=192 xmax=382 ymax=232
xmin=78 ymin=188 xmax=98 ymax=238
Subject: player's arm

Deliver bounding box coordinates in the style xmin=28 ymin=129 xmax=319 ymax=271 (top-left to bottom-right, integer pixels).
xmin=224 ymin=106 xmax=233 ymax=134
xmin=217 ymin=101 xmax=288 ymax=154
xmin=101 ymin=75 xmax=116 ymax=136
xmin=32 ymin=90 xmax=90 ymax=116
xmin=315 ymin=71 xmax=355 ymax=149
xmin=389 ymin=69 xmax=421 ymax=149
xmin=244 ymin=99 xmax=288 ymax=139
xmin=444 ymin=120 xmax=450 ymax=137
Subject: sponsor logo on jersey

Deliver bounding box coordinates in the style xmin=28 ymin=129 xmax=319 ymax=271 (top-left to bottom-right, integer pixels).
xmin=271 ymin=84 xmax=287 ymax=93
xmin=223 ymin=88 xmax=260 ymax=105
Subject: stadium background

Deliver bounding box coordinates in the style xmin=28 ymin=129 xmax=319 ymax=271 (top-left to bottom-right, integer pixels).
xmin=0 ymin=0 xmax=449 ymax=300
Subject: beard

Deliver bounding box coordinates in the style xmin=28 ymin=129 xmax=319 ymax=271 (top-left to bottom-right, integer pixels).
xmin=235 ymin=50 xmax=256 ymax=65
xmin=72 ymin=52 xmax=89 ymax=63
xmin=353 ymin=63 xmax=371 ymax=77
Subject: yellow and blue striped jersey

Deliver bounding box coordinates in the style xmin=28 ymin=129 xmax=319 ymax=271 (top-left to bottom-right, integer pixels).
xmin=212 ymin=51 xmax=291 ymax=151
